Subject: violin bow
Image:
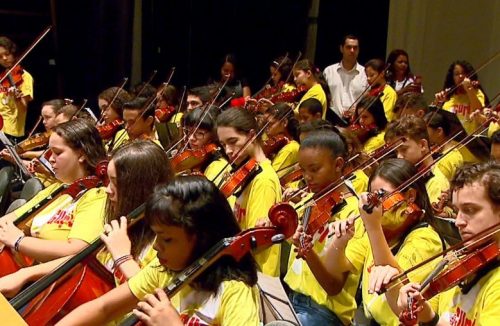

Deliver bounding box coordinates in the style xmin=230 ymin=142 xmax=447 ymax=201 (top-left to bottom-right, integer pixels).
xmin=134 ymin=70 xmax=158 ymax=99
xmin=211 ymin=106 xmax=295 ymax=185
xmin=0 ymin=26 xmax=52 ymax=85
xmin=252 ymin=52 xmax=289 ymax=98
xmin=113 ymin=68 xmax=175 ymax=148
xmin=284 ymin=51 xmax=302 ymax=85
xmin=344 ymin=63 xmax=391 ymax=119
xmin=27 ymin=116 xmax=43 ymax=138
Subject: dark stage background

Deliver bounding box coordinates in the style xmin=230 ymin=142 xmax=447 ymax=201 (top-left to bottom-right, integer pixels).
xmin=1 ymin=0 xmax=389 ymax=134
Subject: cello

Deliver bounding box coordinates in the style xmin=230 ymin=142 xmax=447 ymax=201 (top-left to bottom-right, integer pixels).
xmin=119 ymin=202 xmax=298 ymax=326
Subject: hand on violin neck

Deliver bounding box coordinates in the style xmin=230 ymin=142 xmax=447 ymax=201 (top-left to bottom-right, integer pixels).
xmin=397 ymin=283 xmax=435 ymax=325
xmin=291 ymin=225 xmax=313 ymax=259
xmin=327 ymin=218 xmax=355 ymax=250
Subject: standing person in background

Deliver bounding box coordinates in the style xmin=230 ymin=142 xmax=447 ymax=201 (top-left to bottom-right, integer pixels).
xmin=0 ymin=36 xmax=34 ymax=142
xmin=385 ymin=49 xmax=422 ymax=96
xmin=323 ymin=35 xmax=368 ymax=119
xmin=216 ymin=53 xmax=251 ymax=101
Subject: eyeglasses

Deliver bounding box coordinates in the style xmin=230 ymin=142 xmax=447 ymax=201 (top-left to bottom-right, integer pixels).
xmin=183 ymin=128 xmax=209 ymax=139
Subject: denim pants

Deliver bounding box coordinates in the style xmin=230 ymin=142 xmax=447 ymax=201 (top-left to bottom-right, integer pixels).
xmin=289 ymin=291 xmax=345 ymax=326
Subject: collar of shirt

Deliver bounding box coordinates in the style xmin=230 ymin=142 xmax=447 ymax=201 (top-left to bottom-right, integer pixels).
xmin=337 ymin=61 xmax=361 ymax=74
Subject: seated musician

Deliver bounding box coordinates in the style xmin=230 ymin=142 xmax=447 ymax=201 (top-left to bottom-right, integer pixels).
xmin=385 ymin=115 xmax=450 ymax=203
xmin=0 ymin=140 xmax=173 ymax=297
xmin=56 ymin=177 xmax=260 ymax=325
xmin=0 ymin=120 xmax=107 ymax=266
xmin=396 ymin=161 xmax=500 ymax=325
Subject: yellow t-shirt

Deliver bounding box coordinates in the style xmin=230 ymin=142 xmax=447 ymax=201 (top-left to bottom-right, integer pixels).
xmin=128 ymin=257 xmax=260 ymax=326
xmin=363 ymin=131 xmax=386 ymax=155
xmin=233 ymin=160 xmax=282 ymax=276
xmin=284 ymin=196 xmax=361 ymax=325
xmin=0 ymin=69 xmax=34 ymax=137
xmin=438 ymin=266 xmax=500 ymax=325
xmin=271 ymin=140 xmax=300 ymax=178
xmin=296 ymin=84 xmax=327 ymax=118
xmin=107 ymin=129 xmax=163 ymax=152
xmin=169 ymin=112 xmax=184 ymax=127
xmin=437 ymin=148 xmax=464 ymax=181
xmin=205 ymin=157 xmax=230 ymax=187
xmin=14 ymin=183 xmax=107 ymax=243
xmin=345 ymin=225 xmax=443 ymax=326
xmin=427 ymin=167 xmax=450 ymax=205
xmin=488 ymin=121 xmax=499 ymax=139
xmin=96 ymin=242 xmax=157 ymax=286
xmin=381 ymin=84 xmax=397 ymax=122
xmin=443 ymin=90 xmax=486 ymax=135
xmin=350 ymin=169 xmax=369 ymax=195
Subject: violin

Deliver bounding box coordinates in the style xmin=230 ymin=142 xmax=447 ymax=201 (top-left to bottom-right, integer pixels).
xmin=10 ymin=203 xmax=146 ymax=325
xmin=155 ymin=105 xmax=176 ymax=123
xmin=279 ymin=163 xmax=303 ymax=187
xmin=97 ymin=119 xmax=124 ymax=140
xmin=220 ymin=159 xmax=262 ymax=198
xmin=399 ymin=240 xmax=499 ymax=325
xmin=0 ymin=175 xmax=104 ymax=279
xmin=262 ymin=135 xmax=290 ymax=159
xmin=348 ymin=123 xmax=377 ymax=144
xmin=269 ymin=85 xmax=307 ymax=104
xmin=363 ymin=189 xmax=423 ymax=242
xmin=120 ymin=202 xmax=298 ymax=326
xmin=14 ymin=131 xmax=51 ymax=154
xmin=368 ymin=84 xmax=385 ymax=97
xmin=170 ymin=143 xmax=219 ymax=173
xmin=0 ymin=65 xmax=24 ymax=90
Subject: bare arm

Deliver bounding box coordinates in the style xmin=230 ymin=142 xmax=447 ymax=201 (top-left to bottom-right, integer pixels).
xmin=17 ymin=237 xmax=88 ymax=262
xmin=56 ymin=282 xmax=139 ymax=325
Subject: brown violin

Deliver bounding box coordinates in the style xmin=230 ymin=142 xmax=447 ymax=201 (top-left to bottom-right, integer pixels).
xmin=13 ymin=131 xmax=51 ymax=154
xmin=0 ymin=65 xmax=24 ymax=90
xmin=170 ymin=143 xmax=219 ymax=173
xmin=220 ymin=159 xmax=262 ymax=198
xmin=262 ymin=135 xmax=290 ymax=159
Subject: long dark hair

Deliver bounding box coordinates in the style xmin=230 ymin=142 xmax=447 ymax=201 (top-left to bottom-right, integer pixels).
xmin=146 ymin=176 xmax=258 ymax=293
xmin=293 ymin=59 xmax=332 ymax=105
xmin=300 ymin=130 xmax=348 ymax=161
xmin=106 ymin=140 xmax=173 ymax=257
xmin=368 ymin=158 xmax=433 ymax=223
xmin=355 ymin=95 xmax=388 ymax=131
xmin=53 ymin=119 xmax=107 ymax=176
xmin=216 ymin=107 xmax=260 ymax=140
xmin=386 ymin=49 xmax=412 ymax=85
xmin=443 ymin=60 xmax=489 ymax=104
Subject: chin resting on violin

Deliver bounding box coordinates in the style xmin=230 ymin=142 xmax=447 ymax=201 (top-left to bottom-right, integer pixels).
xmin=376 ymin=162 xmax=500 ymax=326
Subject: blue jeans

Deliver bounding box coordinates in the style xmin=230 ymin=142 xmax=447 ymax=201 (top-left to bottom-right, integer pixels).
xmin=289 ymin=291 xmax=345 ymax=326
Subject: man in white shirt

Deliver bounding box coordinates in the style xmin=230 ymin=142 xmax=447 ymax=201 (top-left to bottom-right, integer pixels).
xmin=323 ymin=35 xmax=368 ymax=118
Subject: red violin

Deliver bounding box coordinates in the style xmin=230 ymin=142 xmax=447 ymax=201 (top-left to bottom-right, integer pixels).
xmin=97 ymin=119 xmax=124 ymax=140
xmin=155 ymin=105 xmax=176 ymax=123
xmin=0 ymin=65 xmax=24 ymax=89
xmin=269 ymin=85 xmax=307 ymax=104
xmin=349 ymin=123 xmax=377 ymax=144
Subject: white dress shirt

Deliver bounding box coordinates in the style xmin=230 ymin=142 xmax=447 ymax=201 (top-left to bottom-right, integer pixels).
xmin=323 ymin=61 xmax=368 ymax=115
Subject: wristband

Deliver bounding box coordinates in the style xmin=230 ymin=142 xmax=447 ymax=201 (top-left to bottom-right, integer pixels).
xmin=112 ymin=254 xmax=133 ymax=271
xmin=420 ymin=312 xmax=439 ymax=326
xmin=14 ymin=235 xmax=25 ymax=252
